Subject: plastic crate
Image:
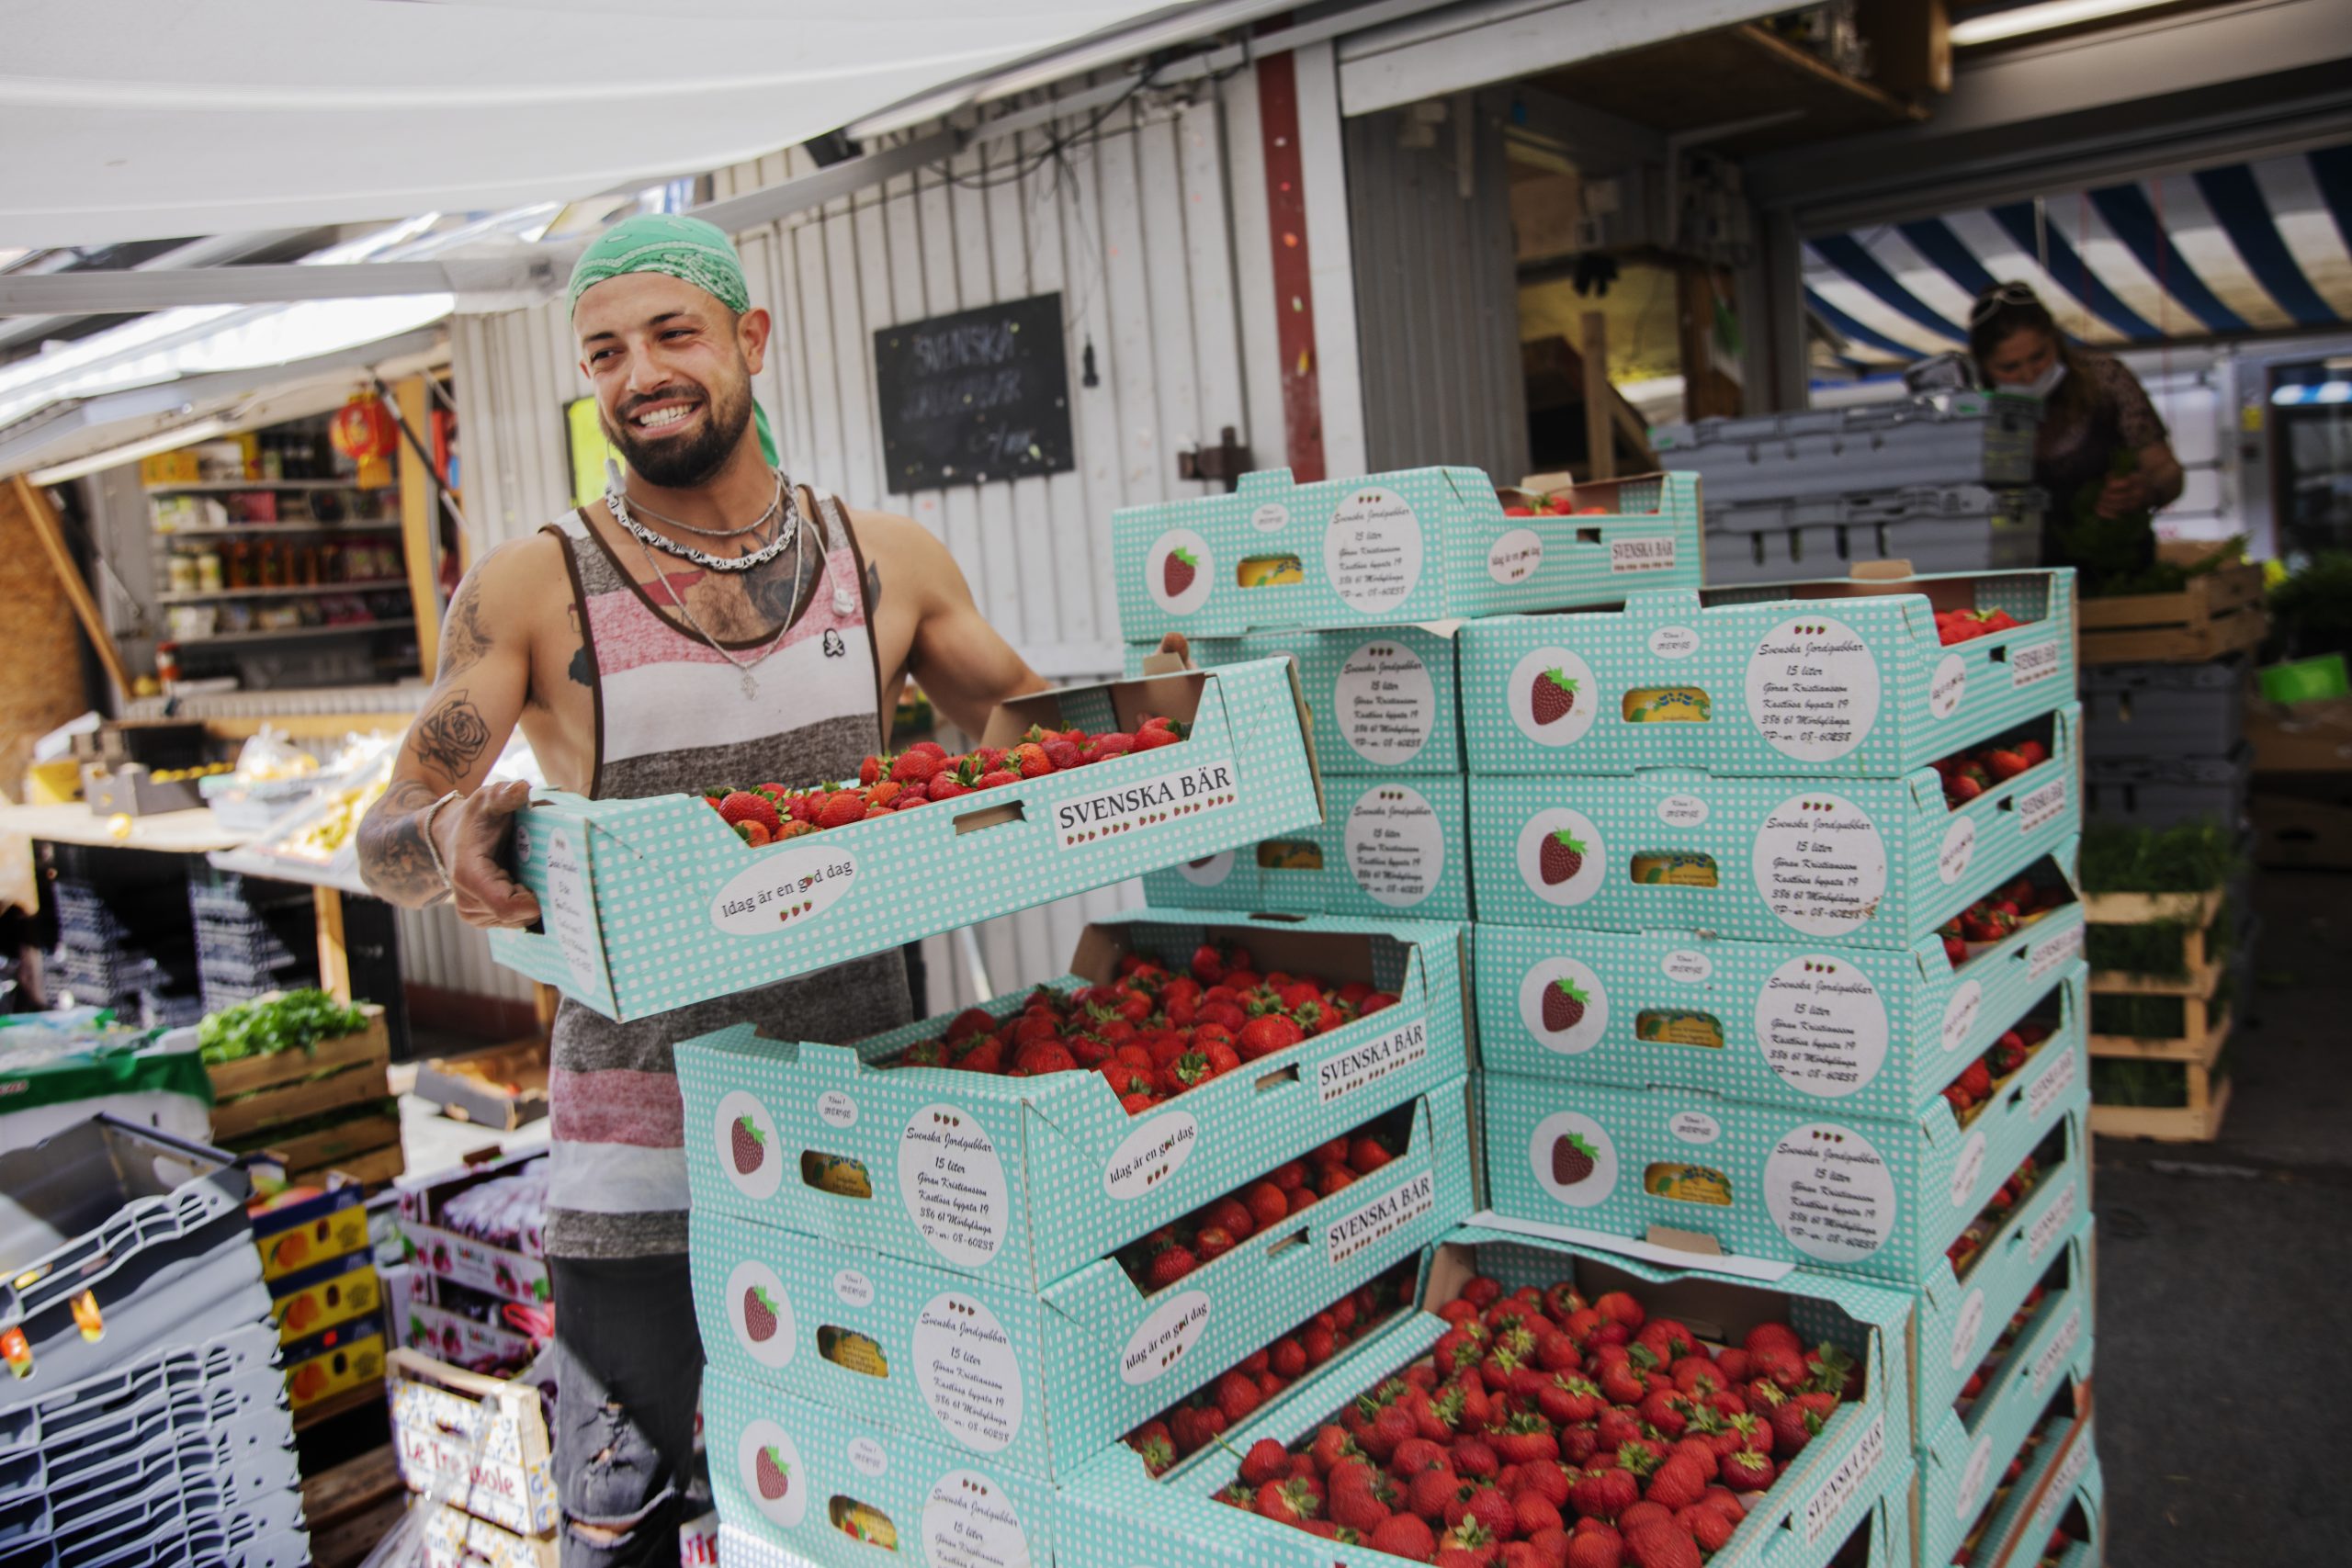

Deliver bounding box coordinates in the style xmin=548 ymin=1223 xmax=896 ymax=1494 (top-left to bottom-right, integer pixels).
xmin=2086 ymin=741 xmax=2252 ymax=829
xmin=187 ymin=868 xmax=311 ymax=924
xmin=1702 ymin=487 xmax=2044 ymax=584
xmin=0 ymin=1118 xmax=269 ymax=1406
xmin=1653 ymin=392 xmax=2043 ymax=503
xmin=2081 ymin=654 xmax=2246 ymax=761
xmin=138 ymin=991 xmax=208 ymax=1032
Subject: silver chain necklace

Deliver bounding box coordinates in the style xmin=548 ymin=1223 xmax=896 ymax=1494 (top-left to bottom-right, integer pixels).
xmin=606 ymin=470 xmax=797 ymax=572
xmin=602 ymin=457 xmax=777 ymax=539
xmin=616 ymin=484 xmax=808 ymax=698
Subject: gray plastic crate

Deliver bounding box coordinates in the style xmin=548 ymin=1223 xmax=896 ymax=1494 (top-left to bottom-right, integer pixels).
xmin=2086 ymin=743 xmax=2253 ymax=829
xmin=1653 ymin=392 xmax=2043 ymax=504
xmin=2081 ymin=655 xmax=2247 ymax=761
xmin=0 ymin=1461 xmax=305 ymax=1568
xmin=1703 ymin=486 xmax=2044 ymax=584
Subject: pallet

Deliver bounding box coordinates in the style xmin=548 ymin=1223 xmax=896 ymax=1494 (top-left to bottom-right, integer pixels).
xmin=2080 ymin=886 xmax=2222 ymax=928
xmin=300 ymin=1444 xmax=409 ymax=1568
xmin=208 ymin=1004 xmax=390 ymax=1142
xmin=2089 ymin=1000 xmax=2231 ymax=1143
xmin=2086 ymin=888 xmax=2229 ymax=997
xmin=2092 ymin=1075 xmax=2233 ymax=1143
xmin=2079 ymin=562 xmax=2266 ymax=665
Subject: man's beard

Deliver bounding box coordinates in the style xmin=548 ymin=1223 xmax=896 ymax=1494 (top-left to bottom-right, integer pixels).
xmin=604 ymin=375 xmax=754 ymax=489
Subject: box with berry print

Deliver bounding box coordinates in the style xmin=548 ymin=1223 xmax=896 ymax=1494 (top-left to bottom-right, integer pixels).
xmin=1465 ymin=705 xmax=2083 ymax=950
xmin=1478 ymin=1020 xmax=2091 ymax=1287
xmin=1456 ymin=567 xmax=2077 ymax=780
xmin=490 ymin=657 xmax=1323 ymax=1021
xmin=1912 ymin=1168 xmax=2091 ymax=1443
xmin=1058 ymin=1222 xmax=1915 ymax=1568
xmin=1916 ymin=1322 xmax=2092 ymax=1568
xmin=1143 ymin=772 xmax=1476 ymax=922
xmin=1965 ymin=1409 xmax=2099 ymax=1568
xmin=690 ymin=1082 xmax=1468 ymax=1482
xmin=1113 ymin=468 xmax=1701 ymax=642
xmin=677 ymin=910 xmax=1472 ymax=1290
xmin=1127 ymin=621 xmax=1471 ymax=773
xmin=1468 ymin=856 xmax=2089 ymax=1123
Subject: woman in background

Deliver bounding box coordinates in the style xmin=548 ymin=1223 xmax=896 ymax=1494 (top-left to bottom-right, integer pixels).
xmin=1968 ymin=280 xmax=2184 ymax=584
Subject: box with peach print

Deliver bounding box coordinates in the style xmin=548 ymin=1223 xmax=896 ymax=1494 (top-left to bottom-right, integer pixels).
xmin=677 ymin=910 xmax=1470 ymax=1291
xmin=1467 ymin=706 xmax=2084 ymax=949
xmin=1456 ymin=568 xmax=2077 ymax=777
xmin=1480 ymin=1038 xmax=2090 ymax=1287
xmin=1143 ymin=772 xmax=1475 ymax=922
xmin=491 ymin=659 xmax=1322 ymax=1021
xmin=691 ymin=1079 xmax=1469 ymax=1482
xmin=1112 ymin=467 xmax=1699 ymax=641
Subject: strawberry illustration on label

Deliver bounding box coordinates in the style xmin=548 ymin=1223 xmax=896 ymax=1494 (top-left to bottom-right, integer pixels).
xmin=730 ymin=1115 xmax=768 ymax=1176
xmin=1531 ymin=668 xmax=1578 ymax=725
xmin=1550 ymin=1133 xmax=1600 ymax=1186
xmin=1540 ymin=831 xmax=1587 ymax=886
xmin=1541 ymin=978 xmax=1590 ymax=1032
xmin=755 ymin=1446 xmax=792 ymax=1501
xmin=744 ymin=1286 xmax=780 ymax=1342
xmin=1163 ymin=547 xmax=1198 ymax=599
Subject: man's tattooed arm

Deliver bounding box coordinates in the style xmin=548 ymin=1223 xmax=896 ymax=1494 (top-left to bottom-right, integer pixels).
xmin=437 ymin=575 xmax=493 ymax=677
xmin=356 ymin=777 xmax=449 ymax=905
xmin=413 ymin=689 xmax=493 ymax=781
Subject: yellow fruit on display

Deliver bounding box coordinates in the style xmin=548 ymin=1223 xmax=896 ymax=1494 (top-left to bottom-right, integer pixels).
xmin=107 ymin=814 xmax=133 ymax=841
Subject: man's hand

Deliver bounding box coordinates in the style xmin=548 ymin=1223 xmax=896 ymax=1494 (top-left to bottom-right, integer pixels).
xmin=435 ymin=779 xmax=542 ymax=930
xmin=1155 ymin=631 xmax=1192 ymax=667
xmin=2096 ymin=471 xmax=2152 ymax=518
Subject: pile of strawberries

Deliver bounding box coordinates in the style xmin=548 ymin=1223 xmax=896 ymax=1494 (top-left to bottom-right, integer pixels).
xmin=1933 ymin=605 xmax=2028 ymax=645
xmin=1954 ymin=1282 xmax=2050 ymax=1415
xmin=889 ymin=943 xmax=1397 ymax=1116
xmin=1938 ymin=1019 xmax=2054 ymax=1123
xmin=1951 ymin=1424 xmax=2083 ymax=1565
xmin=1931 ymin=735 xmax=2050 ymax=806
xmin=699 ymin=717 xmax=1187 ymax=846
xmin=1126 ymin=1262 xmax=1419 ymax=1472
xmin=1499 ymin=494 xmax=1613 ymax=518
xmin=1938 ymin=876 xmax=2068 ymax=965
xmin=1946 ymin=1151 xmax=2048 ymax=1277
xmin=1119 ymin=1111 xmax=1412 ymax=1292
xmin=1200 ymin=1275 xmax=1858 ymax=1567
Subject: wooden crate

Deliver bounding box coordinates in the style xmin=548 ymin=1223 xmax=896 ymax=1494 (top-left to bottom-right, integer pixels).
xmin=208 ymin=1003 xmax=390 ymax=1143
xmin=2092 ymin=1076 xmax=2233 ymax=1143
xmin=412 ymin=1039 xmax=550 ymax=1130
xmin=245 ymin=1109 xmax=405 ymax=1187
xmin=2079 ymin=561 xmax=2266 ymax=664
xmin=2089 ymin=994 xmax=2231 ymax=1144
xmin=2085 ymin=887 xmax=2228 ymax=997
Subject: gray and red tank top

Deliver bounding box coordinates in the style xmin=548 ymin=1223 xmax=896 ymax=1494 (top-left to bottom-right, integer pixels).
xmin=538 ymin=485 xmax=912 ymax=1259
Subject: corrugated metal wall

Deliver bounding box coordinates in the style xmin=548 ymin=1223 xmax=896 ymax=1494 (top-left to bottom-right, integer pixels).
xmin=447 ymin=81 xmax=1273 ymax=1009
xmin=1343 ymin=96 xmax=1529 ymax=483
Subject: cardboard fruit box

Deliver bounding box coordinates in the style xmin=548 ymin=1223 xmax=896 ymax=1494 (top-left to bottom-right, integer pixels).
xmin=1967 ymin=1410 xmax=2100 ymax=1568
xmin=389 ymin=1348 xmax=560 ymax=1540
xmin=690 ymin=1082 xmax=1470 ymax=1482
xmin=267 ymin=1247 xmax=381 ymax=1344
xmin=677 ymin=910 xmax=1470 ymax=1291
xmin=1142 ymin=772 xmax=1476 ymax=921
xmin=1917 ymin=1320 xmax=2091 ymax=1568
xmin=395 ymin=1150 xmax=551 ymax=1308
xmin=1479 ymin=1021 xmax=2091 ymax=1285
xmin=1457 ymin=568 xmax=2077 ymax=777
xmin=1058 ymin=1224 xmax=1914 ymax=1568
xmin=1113 ymin=467 xmax=1700 ymax=641
xmin=490 ymin=659 xmax=1322 ymax=1021
xmin=1468 ymin=706 xmax=2084 ymax=948
xmin=1909 ymin=1158 xmax=2089 ymax=1438
xmin=1469 ymin=870 xmax=2088 ymax=1123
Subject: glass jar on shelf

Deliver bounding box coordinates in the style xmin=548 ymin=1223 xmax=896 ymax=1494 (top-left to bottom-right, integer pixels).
xmin=196 ymin=548 xmax=223 ymax=593
xmin=165 ymin=553 xmax=198 ymax=594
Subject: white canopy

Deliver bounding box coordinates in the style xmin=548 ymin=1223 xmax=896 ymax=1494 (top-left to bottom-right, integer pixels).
xmin=0 ymin=0 xmax=1199 ymax=248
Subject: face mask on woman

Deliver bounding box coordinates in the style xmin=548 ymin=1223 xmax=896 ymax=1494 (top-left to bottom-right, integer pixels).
xmin=2018 ymin=359 xmax=2067 ymax=400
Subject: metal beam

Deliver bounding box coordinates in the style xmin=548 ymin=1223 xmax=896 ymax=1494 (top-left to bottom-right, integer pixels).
xmin=0 ymin=256 xmax=566 ymax=315
xmin=687 ymin=128 xmax=960 ymax=233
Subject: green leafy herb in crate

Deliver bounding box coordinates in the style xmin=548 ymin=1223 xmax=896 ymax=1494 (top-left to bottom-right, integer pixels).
xmin=198 ymin=989 xmax=368 ymax=1066
xmin=2080 ymin=820 xmax=2242 ymax=894
xmin=220 ymin=1098 xmax=401 ymax=1155
xmin=2090 ymin=972 xmax=2235 ymax=1041
xmin=2093 ymin=1042 xmax=2233 ymax=1110
xmin=2085 ymin=896 xmax=2236 ymax=978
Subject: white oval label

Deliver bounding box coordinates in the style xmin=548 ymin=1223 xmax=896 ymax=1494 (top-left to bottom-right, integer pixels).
xmin=727 ymin=1260 xmax=797 ymax=1370
xmin=1755 ymin=955 xmax=1889 ymax=1100
xmin=848 ymin=1436 xmax=888 ymax=1478
xmin=710 ymin=840 xmax=860 ymax=936
xmin=1753 ymin=795 xmax=1890 ymax=938
xmin=1121 ymin=1290 xmax=1214 ymax=1387
xmin=1518 ymin=807 xmax=1607 ymax=908
xmin=1940 ymin=981 xmax=1983 ymax=1054
xmin=1175 ymin=850 xmax=1235 ymax=887
xmin=713 ymin=1090 xmax=784 ymax=1202
xmin=913 ymin=1292 xmax=1023 ymax=1452
xmin=1148 ymin=526 xmax=1214 ymax=616
xmin=1103 ymin=1111 xmax=1199 ymax=1201
xmin=1929 ymin=654 xmax=1967 ymax=720
xmin=833 ymin=1269 xmax=876 ymax=1308
xmin=1670 ymin=1111 xmax=1722 ymax=1145
xmin=1648 ymin=626 xmax=1700 ymax=660
xmin=1250 ymin=502 xmax=1292 ymax=534
xmin=1334 ymin=640 xmax=1436 ymax=766
xmin=923 ymin=1468 xmax=1032 ymax=1568
xmin=1529 ymin=1111 xmax=1619 ymax=1208
xmin=1518 ymin=956 xmax=1609 ymax=1056
xmin=1345 ymin=783 xmax=1446 ymax=908
xmin=1663 ymin=949 xmax=1713 ymax=983
xmin=1657 ymin=793 xmax=1710 ymax=828
xmin=818 ymin=1089 xmax=858 ymax=1130
xmin=1958 ymin=1434 xmax=1996 ymax=1522
xmin=898 ymin=1104 xmax=1008 ymax=1269
xmin=1764 ymin=1122 xmax=1897 ymax=1264
xmin=1949 ymin=1289 xmax=1987 ymax=1373
xmin=1745 ymin=617 xmax=1883 ymax=761
xmin=1938 ymin=817 xmax=1977 ymax=887
xmin=1508 ymin=649 xmax=1600 ymax=748
xmin=1950 ymin=1130 xmax=1989 ymax=1209
xmin=1487 ymin=526 xmax=1544 ymax=584
xmin=1326 ymin=487 xmax=1424 ymax=614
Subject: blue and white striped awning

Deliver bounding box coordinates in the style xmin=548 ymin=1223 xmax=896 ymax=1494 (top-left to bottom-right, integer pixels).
xmin=1804 ymin=144 xmax=2352 ymax=371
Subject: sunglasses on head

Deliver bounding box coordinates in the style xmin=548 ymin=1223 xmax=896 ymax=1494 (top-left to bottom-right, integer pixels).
xmin=1969 ymin=282 xmax=2041 ymax=324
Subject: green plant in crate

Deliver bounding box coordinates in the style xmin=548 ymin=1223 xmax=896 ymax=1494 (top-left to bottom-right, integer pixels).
xmin=2262 ymin=551 xmax=2352 ymax=664
xmin=2079 ymin=821 xmax=2242 ymax=894
xmin=2085 ymin=897 xmax=2235 ymax=979
xmin=198 ymin=988 xmax=368 ymax=1065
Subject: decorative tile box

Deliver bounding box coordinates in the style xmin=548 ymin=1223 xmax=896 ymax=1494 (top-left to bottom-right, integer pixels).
xmin=1142 ymin=772 xmax=1476 ymax=921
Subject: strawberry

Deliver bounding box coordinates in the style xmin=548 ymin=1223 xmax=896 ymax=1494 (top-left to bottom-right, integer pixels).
xmin=1163 ymin=547 xmax=1199 ymax=599
xmin=1127 ymin=1420 xmax=1174 ymax=1476
xmin=1331 ymin=1482 xmax=1395 ymax=1536
xmin=1542 ymin=979 xmax=1589 ymax=1032
xmin=1464 ymin=1487 xmax=1519 ymax=1542
xmin=1532 ymin=668 xmax=1578 ymax=725
xmin=1012 ymin=742 xmax=1053 ymax=778
xmin=718 ymin=790 xmax=781 ymax=835
xmin=1241 ymin=1438 xmax=1292 ymax=1484
xmin=1550 ymin=1134 xmax=1600 ymax=1187
xmin=1622 ymin=1520 xmax=1702 ymax=1568
xmin=1643 ymin=1456 xmax=1706 ymax=1512
xmin=742 ymin=1285 xmax=779 ymax=1341
xmin=1984 ymin=746 xmax=2030 ymax=782
xmin=1134 ymin=725 xmax=1182 ymax=750
xmin=816 ymin=791 xmax=867 ymax=829
xmin=1255 ymin=1477 xmax=1321 ymax=1524
xmin=1514 ymin=1492 xmax=1566 ymax=1540
xmin=1541 ymin=831 xmax=1588 ymax=886
xmin=1566 ymin=1530 xmax=1623 ymax=1568
xmin=1372 ymin=1513 xmax=1439 ymax=1562
xmin=1570 ymin=1467 xmax=1638 ymax=1520
xmin=754 ymin=1445 xmax=791 ymax=1500
xmin=1242 ymin=1180 xmax=1290 ymax=1230
xmin=1718 ymin=1449 xmax=1773 ymax=1492
xmin=1238 ymin=1014 xmax=1305 ymax=1061
xmin=729 ymin=1115 xmax=766 ymax=1175
xmin=1350 ymin=1136 xmax=1395 ymax=1175
xmin=1615 ymin=1503 xmax=1672 ymax=1535
xmin=1675 ymin=1505 xmax=1736 ymax=1554
xmin=1216 ymin=1370 xmax=1262 ymax=1425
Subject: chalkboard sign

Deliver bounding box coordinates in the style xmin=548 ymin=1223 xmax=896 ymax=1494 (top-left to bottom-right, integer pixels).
xmin=874 ymin=293 xmax=1075 ymax=491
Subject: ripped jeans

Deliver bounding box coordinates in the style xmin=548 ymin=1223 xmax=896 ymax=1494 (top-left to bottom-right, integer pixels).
xmin=549 ymin=1255 xmax=705 ymax=1568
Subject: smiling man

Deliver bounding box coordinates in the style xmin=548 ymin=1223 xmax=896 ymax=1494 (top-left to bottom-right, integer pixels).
xmin=353 ymin=213 xmax=1057 ymax=1566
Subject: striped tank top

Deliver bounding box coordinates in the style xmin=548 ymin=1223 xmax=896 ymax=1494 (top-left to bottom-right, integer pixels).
xmin=539 ymin=486 xmax=913 ymax=1259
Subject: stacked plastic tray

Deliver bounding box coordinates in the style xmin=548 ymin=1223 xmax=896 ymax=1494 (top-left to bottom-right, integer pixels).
xmin=189 ymin=869 xmax=318 ymax=1011
xmin=0 ymin=1117 xmax=306 ymax=1567
xmin=40 ymin=849 xmax=202 ymax=1028
xmin=1651 ymin=393 xmax=2049 ymax=585
xmin=2082 ymin=654 xmax=2253 ymax=829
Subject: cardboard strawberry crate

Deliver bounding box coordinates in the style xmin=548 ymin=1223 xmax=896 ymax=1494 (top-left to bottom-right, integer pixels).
xmin=1468 ymin=708 xmax=2084 ymax=948
xmin=1128 ymin=622 xmax=1469 ymax=773
xmin=1479 ymin=1024 xmax=2091 ymax=1285
xmin=1057 ymin=1224 xmax=1914 ymax=1568
xmin=389 ymin=1348 xmax=560 ymax=1540
xmin=1916 ymin=1325 xmax=2091 ymax=1568
xmin=1467 ymin=862 xmax=2086 ymax=1123
xmin=691 ymin=1082 xmax=1469 ymax=1481
xmin=678 ymin=909 xmax=1470 ymax=1290
xmin=1965 ymin=1410 xmax=2100 ymax=1568
xmin=1141 ymin=772 xmax=1475 ymax=921
xmin=491 ymin=659 xmax=1322 ymax=1021
xmin=1113 ymin=467 xmax=1700 ymax=642
xmin=1456 ymin=569 xmax=2077 ymax=778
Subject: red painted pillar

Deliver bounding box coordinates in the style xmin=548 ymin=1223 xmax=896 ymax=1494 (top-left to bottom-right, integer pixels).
xmin=1255 ymin=47 xmax=1326 ymax=484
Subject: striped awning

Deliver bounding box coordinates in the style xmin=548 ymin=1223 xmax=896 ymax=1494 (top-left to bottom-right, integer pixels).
xmin=1804 ymin=143 xmax=2352 ymax=372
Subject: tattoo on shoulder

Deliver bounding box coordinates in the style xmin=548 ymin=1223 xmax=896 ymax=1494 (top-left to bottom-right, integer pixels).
xmin=567 ymin=604 xmax=593 ymax=688
xmin=865 ymin=558 xmax=882 ymax=619
xmin=438 ymin=577 xmax=492 ymax=675
xmin=743 ymin=524 xmax=820 ymax=629
xmin=413 ymin=690 xmax=493 ymax=782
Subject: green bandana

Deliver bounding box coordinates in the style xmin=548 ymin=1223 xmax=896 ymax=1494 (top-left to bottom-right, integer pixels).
xmin=568 ymin=213 xmax=778 ymax=466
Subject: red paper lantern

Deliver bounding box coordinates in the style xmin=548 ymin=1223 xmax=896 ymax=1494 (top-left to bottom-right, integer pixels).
xmin=329 ymin=394 xmax=398 ymax=463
